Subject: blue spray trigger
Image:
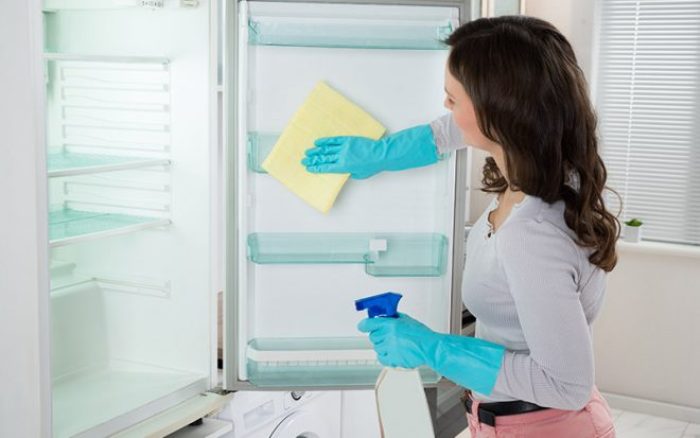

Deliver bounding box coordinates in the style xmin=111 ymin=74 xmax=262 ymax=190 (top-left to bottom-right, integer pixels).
xmin=355 ymin=292 xmax=402 ymax=318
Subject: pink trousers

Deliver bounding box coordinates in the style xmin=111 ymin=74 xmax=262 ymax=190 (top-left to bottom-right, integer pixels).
xmin=466 ymin=387 xmax=616 ymax=437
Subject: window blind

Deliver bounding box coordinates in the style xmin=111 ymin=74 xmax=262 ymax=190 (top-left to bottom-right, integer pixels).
xmin=595 ymin=0 xmax=700 ymax=245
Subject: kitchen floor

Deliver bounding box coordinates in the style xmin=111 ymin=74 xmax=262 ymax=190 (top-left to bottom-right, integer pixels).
xmin=436 ymin=402 xmax=700 ymax=437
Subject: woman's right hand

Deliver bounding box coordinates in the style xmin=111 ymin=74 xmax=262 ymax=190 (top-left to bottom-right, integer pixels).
xmin=301 ymin=124 xmax=440 ymax=179
xmin=302 ymin=135 xmax=381 ymax=179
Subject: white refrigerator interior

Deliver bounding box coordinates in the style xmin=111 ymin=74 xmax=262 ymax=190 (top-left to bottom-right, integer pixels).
xmin=228 ymin=1 xmax=463 ymax=389
xmin=43 ymin=2 xmax=215 ymax=436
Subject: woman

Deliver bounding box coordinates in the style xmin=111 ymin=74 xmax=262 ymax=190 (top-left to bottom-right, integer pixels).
xmin=303 ymin=16 xmax=618 ymax=437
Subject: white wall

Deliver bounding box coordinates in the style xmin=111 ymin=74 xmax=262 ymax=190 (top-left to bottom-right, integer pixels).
xmin=594 ymin=246 xmax=700 ymax=413
xmin=525 ymin=0 xmax=595 ymax=79
xmin=0 ymin=1 xmax=51 ymax=436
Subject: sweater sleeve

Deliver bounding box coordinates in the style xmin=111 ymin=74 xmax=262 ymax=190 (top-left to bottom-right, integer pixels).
xmin=489 ymin=218 xmax=595 ymax=410
xmin=429 ymin=113 xmax=468 ymax=154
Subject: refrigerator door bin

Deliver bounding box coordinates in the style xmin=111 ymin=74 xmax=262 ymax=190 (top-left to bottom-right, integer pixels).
xmin=247 ymin=132 xmax=277 ymax=173
xmin=247 ymin=232 xmax=448 ymax=277
xmin=246 ymin=337 xmax=440 ymax=387
xmin=247 ymin=3 xmax=457 ymax=50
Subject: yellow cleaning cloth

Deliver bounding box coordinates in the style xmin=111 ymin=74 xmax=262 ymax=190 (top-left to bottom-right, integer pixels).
xmin=262 ymin=82 xmax=386 ymax=213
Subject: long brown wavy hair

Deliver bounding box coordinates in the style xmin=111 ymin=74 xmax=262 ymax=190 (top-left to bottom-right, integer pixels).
xmin=446 ymin=16 xmax=620 ymax=272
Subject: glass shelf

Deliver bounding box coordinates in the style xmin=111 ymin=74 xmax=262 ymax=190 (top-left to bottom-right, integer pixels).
xmin=247 ymin=232 xmax=448 ymax=277
xmin=248 ymin=18 xmax=454 ymax=50
xmin=49 ymin=207 xmax=170 ymax=247
xmin=48 ymin=150 xmax=170 ymax=177
xmin=246 ymin=337 xmax=440 ymax=387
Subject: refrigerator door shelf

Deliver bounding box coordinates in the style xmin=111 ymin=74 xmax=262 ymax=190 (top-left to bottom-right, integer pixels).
xmin=247 ymin=232 xmax=448 ymax=277
xmin=247 ymin=3 xmax=458 ymax=50
xmin=248 ymin=337 xmax=377 ymax=362
xmin=246 ymin=337 xmax=440 ymax=387
xmin=48 ymin=207 xmax=170 ymax=247
xmin=248 ymin=18 xmax=454 ymax=50
xmin=247 ymin=132 xmax=277 ymax=173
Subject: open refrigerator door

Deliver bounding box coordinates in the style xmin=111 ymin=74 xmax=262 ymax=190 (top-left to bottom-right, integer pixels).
xmin=224 ymin=0 xmax=469 ymax=390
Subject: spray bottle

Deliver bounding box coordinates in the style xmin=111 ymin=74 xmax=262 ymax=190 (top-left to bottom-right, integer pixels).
xmin=355 ymin=292 xmax=435 ymax=438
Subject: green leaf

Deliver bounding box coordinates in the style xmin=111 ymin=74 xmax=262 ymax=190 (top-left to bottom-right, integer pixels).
xmin=625 ymin=218 xmax=643 ymax=227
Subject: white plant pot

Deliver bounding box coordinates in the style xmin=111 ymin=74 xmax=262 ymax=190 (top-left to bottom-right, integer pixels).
xmin=623 ymin=225 xmax=642 ymax=243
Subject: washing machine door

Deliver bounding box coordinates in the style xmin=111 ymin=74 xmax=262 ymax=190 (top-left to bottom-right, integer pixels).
xmin=269 ymin=410 xmax=332 ymax=438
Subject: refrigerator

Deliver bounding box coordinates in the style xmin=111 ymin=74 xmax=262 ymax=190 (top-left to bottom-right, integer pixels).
xmin=38 ymin=0 xmax=475 ymax=436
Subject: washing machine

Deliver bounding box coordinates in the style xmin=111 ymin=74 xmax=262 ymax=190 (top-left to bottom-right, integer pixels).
xmin=217 ymin=391 xmax=341 ymax=438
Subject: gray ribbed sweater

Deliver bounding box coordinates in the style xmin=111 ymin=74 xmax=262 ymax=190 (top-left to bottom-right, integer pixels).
xmin=431 ymin=114 xmax=607 ymax=410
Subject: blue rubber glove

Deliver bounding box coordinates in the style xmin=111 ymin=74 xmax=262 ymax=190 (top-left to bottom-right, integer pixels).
xmin=301 ymin=124 xmax=439 ymax=179
xmin=358 ymin=313 xmax=506 ymax=395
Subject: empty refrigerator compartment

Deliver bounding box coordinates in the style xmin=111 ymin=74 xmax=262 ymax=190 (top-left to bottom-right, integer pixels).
xmin=246 ymin=337 xmax=440 ymax=387
xmin=46 ymin=57 xmax=171 ymax=167
xmin=51 ymin=281 xmax=208 ymax=437
xmin=49 ymin=166 xmax=172 ymax=247
xmin=46 ymin=57 xmax=173 ymax=246
xmin=247 ymin=233 xmax=448 ymax=277
xmin=49 ymin=207 xmax=168 ymax=246
xmin=49 ymin=259 xmax=172 ymax=297
xmin=246 ymin=2 xmax=458 ymax=50
xmin=52 ymin=360 xmax=206 ymax=438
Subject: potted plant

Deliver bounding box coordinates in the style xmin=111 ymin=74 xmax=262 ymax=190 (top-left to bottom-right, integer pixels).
xmin=623 ymin=218 xmax=643 ymax=243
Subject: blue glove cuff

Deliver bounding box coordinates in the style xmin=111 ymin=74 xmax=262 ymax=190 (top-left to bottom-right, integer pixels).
xmin=381 ymin=124 xmax=440 ymax=172
xmin=428 ymin=334 xmax=506 ymax=395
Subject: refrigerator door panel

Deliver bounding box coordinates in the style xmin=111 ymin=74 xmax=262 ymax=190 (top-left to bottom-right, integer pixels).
xmin=225 ymin=0 xmax=471 ymax=390
xmin=43 ymin=1 xmax=217 ymax=436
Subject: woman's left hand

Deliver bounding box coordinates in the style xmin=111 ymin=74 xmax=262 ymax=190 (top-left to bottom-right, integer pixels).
xmin=358 ymin=313 xmax=439 ymax=368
